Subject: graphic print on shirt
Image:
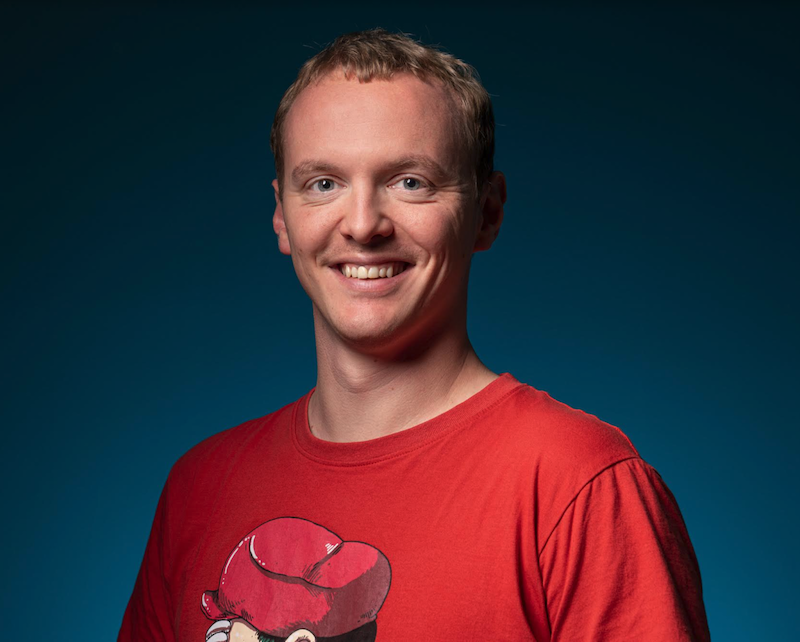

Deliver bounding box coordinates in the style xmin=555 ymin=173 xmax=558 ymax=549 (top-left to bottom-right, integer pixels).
xmin=202 ymin=517 xmax=392 ymax=642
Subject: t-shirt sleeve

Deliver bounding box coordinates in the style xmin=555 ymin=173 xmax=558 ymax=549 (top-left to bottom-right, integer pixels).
xmin=118 ymin=477 xmax=177 ymax=642
xmin=539 ymin=458 xmax=710 ymax=641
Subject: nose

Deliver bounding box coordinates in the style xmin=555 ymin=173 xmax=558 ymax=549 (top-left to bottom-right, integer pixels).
xmin=338 ymin=184 xmax=394 ymax=244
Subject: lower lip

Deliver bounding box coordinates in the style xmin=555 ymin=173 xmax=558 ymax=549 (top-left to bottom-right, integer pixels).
xmin=330 ymin=266 xmax=411 ymax=292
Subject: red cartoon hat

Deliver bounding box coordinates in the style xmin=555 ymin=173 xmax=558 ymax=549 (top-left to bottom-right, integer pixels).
xmin=202 ymin=517 xmax=391 ymax=638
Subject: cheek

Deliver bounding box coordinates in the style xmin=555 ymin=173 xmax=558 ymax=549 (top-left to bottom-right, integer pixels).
xmin=434 ymin=214 xmax=479 ymax=258
xmin=416 ymin=228 xmax=474 ymax=271
xmin=229 ymin=619 xmax=260 ymax=641
xmin=404 ymin=205 xmax=467 ymax=246
xmin=287 ymin=218 xmax=325 ymax=257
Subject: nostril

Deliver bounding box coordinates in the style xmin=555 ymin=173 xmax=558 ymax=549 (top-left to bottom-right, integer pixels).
xmin=338 ymin=207 xmax=394 ymax=242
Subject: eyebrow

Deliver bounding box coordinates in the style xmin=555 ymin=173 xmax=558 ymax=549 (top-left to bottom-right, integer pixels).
xmin=290 ymin=161 xmax=342 ymax=186
xmin=386 ymin=155 xmax=451 ymax=180
xmin=289 ymin=155 xmax=453 ymax=186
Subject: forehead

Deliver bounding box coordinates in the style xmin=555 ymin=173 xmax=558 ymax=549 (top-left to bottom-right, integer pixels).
xmin=282 ymin=72 xmax=466 ymax=175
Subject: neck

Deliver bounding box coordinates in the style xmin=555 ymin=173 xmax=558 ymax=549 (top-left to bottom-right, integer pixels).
xmin=308 ymin=320 xmax=497 ymax=443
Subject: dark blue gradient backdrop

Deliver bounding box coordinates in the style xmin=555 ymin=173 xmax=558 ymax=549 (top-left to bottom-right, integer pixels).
xmin=2 ymin=4 xmax=797 ymax=639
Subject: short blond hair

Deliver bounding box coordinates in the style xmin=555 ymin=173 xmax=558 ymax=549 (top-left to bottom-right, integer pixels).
xmin=270 ymin=28 xmax=495 ymax=193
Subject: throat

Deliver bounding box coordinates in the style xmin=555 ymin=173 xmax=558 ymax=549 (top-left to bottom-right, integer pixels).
xmin=309 ymin=348 xmax=496 ymax=443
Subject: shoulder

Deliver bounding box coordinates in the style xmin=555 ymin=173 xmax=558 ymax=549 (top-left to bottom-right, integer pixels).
xmin=486 ymin=376 xmax=645 ymax=540
xmin=491 ymin=376 xmax=640 ymax=473
xmin=165 ymin=394 xmax=304 ymax=497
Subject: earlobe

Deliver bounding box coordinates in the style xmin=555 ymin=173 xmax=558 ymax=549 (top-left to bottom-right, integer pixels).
xmin=474 ymin=171 xmax=507 ymax=252
xmin=272 ymin=179 xmax=292 ymax=256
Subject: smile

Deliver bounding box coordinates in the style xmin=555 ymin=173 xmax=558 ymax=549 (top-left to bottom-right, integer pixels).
xmin=339 ymin=262 xmax=408 ymax=280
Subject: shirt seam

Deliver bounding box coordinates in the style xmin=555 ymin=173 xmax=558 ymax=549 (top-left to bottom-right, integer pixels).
xmin=537 ymin=455 xmax=643 ymax=558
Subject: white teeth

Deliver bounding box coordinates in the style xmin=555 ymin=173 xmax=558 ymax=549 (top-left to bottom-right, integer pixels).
xmin=339 ymin=263 xmax=406 ymax=279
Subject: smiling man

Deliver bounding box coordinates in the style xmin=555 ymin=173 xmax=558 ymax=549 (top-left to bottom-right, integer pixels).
xmin=120 ymin=30 xmax=710 ymax=641
xmin=272 ymin=64 xmax=504 ymax=444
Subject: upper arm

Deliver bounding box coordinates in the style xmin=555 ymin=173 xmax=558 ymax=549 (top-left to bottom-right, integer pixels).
xmin=119 ymin=477 xmax=177 ymax=642
xmin=539 ymin=459 xmax=710 ymax=641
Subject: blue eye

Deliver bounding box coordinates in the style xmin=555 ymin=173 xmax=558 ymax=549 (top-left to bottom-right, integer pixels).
xmin=313 ymin=179 xmax=336 ymax=192
xmin=402 ymin=178 xmax=421 ymax=190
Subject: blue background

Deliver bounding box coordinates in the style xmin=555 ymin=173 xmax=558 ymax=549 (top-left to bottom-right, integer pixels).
xmin=2 ymin=3 xmax=797 ymax=639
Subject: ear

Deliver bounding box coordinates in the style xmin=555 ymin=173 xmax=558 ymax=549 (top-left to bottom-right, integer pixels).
xmin=474 ymin=171 xmax=506 ymax=252
xmin=272 ymin=179 xmax=292 ymax=256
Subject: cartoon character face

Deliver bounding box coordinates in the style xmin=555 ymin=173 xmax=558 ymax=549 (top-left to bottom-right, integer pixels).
xmin=202 ymin=518 xmax=390 ymax=642
xmin=206 ymin=619 xmax=317 ymax=642
xmin=207 ymin=618 xmax=378 ymax=642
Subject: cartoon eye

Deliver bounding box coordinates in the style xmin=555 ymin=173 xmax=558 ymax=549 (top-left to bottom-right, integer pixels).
xmin=286 ymin=630 xmax=316 ymax=642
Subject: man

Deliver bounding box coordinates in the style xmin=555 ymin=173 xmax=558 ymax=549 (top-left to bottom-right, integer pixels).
xmin=120 ymin=29 xmax=710 ymax=641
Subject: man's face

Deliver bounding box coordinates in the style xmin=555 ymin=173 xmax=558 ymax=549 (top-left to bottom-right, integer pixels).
xmin=273 ymin=72 xmax=496 ymax=356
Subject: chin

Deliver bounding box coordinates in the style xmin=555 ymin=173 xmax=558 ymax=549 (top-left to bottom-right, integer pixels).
xmin=317 ymin=308 xmax=399 ymax=346
xmin=314 ymin=303 xmax=448 ymax=359
xmin=340 ymin=322 xmax=443 ymax=361
xmin=338 ymin=326 xmax=405 ymax=355
xmin=322 ymin=319 xmax=405 ymax=356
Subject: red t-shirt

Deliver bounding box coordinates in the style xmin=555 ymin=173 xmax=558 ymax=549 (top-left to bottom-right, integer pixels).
xmin=120 ymin=374 xmax=709 ymax=641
